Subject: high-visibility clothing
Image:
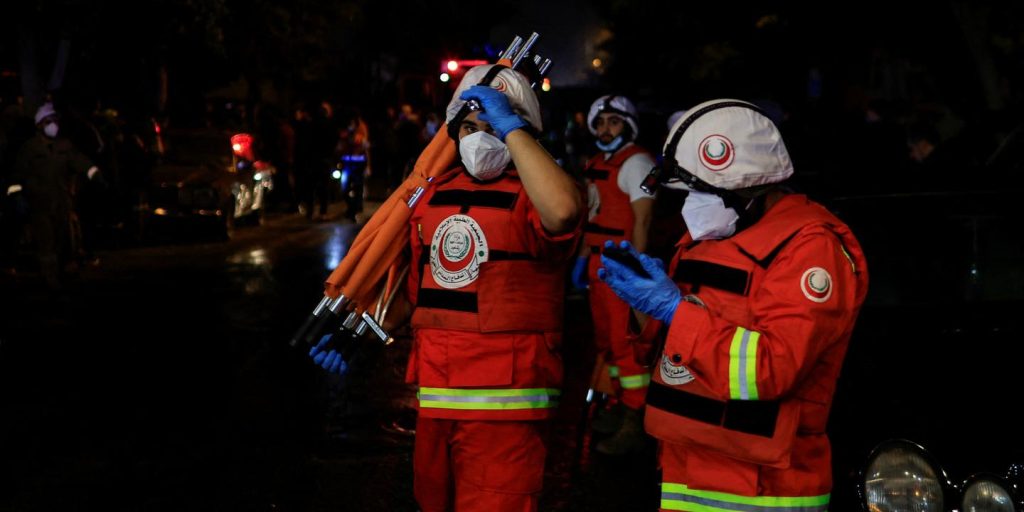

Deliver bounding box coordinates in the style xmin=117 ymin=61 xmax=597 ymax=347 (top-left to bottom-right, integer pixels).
xmin=414 ymin=417 xmax=547 ymax=512
xmin=581 ymin=144 xmax=649 ymax=248
xmin=583 ymin=144 xmax=654 ymax=409
xmin=406 ymin=169 xmax=582 ymax=421
xmin=588 ymin=252 xmax=650 ymax=409
xmin=644 ymin=194 xmax=868 ymax=501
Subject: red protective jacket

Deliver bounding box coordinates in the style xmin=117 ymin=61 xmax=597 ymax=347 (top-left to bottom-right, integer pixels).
xmin=644 ymin=194 xmax=868 ymax=503
xmin=405 ymin=169 xmax=581 ymax=421
xmin=582 ymin=144 xmax=650 ymax=249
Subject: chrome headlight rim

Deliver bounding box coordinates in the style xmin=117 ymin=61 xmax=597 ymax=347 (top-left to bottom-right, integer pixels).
xmin=962 ymin=473 xmax=1020 ymax=512
xmin=858 ymin=438 xmax=956 ymax=512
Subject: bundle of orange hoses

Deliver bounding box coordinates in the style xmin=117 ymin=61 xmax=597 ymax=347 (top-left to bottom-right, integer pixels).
xmin=290 ymin=32 xmax=552 ymax=349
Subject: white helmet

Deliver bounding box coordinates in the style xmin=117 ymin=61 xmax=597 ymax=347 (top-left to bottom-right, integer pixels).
xmin=34 ymin=103 xmax=58 ymax=125
xmin=587 ymin=95 xmax=639 ymax=139
xmin=445 ymin=64 xmax=542 ymax=132
xmin=661 ymin=99 xmax=793 ymax=191
xmin=666 ymin=109 xmax=688 ymax=133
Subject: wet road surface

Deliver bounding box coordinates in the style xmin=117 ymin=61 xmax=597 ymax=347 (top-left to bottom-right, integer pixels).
xmin=0 ymin=204 xmax=662 ymax=511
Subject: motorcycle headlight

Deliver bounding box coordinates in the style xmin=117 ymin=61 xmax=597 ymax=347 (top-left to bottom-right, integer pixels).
xmin=861 ymin=440 xmax=949 ymax=512
xmin=962 ymin=475 xmax=1017 ymax=512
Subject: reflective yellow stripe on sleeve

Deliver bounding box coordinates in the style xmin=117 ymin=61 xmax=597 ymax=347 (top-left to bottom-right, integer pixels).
xmin=728 ymin=327 xmax=760 ymax=400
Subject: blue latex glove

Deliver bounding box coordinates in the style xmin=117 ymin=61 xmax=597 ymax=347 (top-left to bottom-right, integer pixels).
xmin=459 ymin=85 xmax=529 ymax=141
xmin=597 ymin=240 xmax=682 ymax=324
xmin=571 ymin=256 xmax=589 ymax=290
xmin=309 ymin=334 xmax=348 ymax=375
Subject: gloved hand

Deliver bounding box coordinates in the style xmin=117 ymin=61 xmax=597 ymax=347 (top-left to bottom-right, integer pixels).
xmin=309 ymin=334 xmax=348 ymax=375
xmin=597 ymin=240 xmax=682 ymax=324
xmin=459 ymin=85 xmax=528 ymax=141
xmin=571 ymin=255 xmax=589 ymax=290
xmin=4 ymin=185 xmax=29 ymax=220
xmin=86 ymin=166 xmax=108 ymax=188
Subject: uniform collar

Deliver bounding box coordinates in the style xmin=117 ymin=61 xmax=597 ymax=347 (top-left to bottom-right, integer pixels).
xmin=677 ymin=193 xmax=814 ymax=260
xmin=728 ymin=194 xmax=817 ymax=261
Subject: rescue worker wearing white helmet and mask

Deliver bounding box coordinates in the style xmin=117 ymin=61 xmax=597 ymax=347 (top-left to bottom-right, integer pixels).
xmin=404 ymin=64 xmax=583 ymax=511
xmin=597 ymin=99 xmax=869 ymax=511
xmin=8 ymin=103 xmax=100 ymax=291
xmin=572 ymin=94 xmax=657 ymax=455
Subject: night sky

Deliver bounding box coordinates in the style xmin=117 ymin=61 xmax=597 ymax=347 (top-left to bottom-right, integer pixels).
xmin=5 ymin=1 xmax=1021 ymax=133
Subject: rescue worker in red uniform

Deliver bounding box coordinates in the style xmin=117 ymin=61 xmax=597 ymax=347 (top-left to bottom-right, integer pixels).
xmin=309 ymin=65 xmax=583 ymax=511
xmin=597 ymin=99 xmax=869 ymax=511
xmin=572 ymin=95 xmax=656 ymax=455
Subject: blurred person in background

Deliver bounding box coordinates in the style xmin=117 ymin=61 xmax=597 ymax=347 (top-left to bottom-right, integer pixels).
xmin=573 ymin=94 xmax=657 ymax=456
xmin=8 ymin=103 xmax=101 ymax=291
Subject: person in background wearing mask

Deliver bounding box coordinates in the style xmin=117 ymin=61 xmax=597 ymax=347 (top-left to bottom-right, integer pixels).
xmin=599 ymin=99 xmax=868 ymax=512
xmin=572 ymin=94 xmax=656 ymax=455
xmin=310 ymin=64 xmax=583 ymax=511
xmin=8 ymin=103 xmax=100 ymax=292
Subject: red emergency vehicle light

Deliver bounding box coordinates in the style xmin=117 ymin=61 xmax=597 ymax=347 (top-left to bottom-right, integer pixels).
xmin=231 ymin=133 xmax=255 ymax=161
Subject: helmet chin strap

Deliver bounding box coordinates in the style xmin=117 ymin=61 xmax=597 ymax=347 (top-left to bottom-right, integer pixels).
xmin=720 ymin=191 xmax=766 ymax=233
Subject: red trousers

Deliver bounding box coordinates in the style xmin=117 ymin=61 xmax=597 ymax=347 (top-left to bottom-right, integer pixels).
xmin=588 ymin=255 xmax=649 ymax=409
xmin=658 ymin=441 xmax=833 ymax=511
xmin=414 ymin=417 xmax=548 ymax=512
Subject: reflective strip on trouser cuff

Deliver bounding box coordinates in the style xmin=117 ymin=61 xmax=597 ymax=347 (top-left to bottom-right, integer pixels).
xmin=729 ymin=327 xmax=761 ymax=400
xmin=661 ymin=483 xmax=829 ymax=512
xmin=620 ymin=373 xmax=651 ymax=390
xmin=418 ymin=387 xmax=560 ymax=410
xmin=608 ymin=365 xmax=620 ymax=378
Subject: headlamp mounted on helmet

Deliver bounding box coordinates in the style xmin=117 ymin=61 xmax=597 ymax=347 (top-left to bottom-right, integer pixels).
xmin=592 ymin=95 xmax=632 ymax=124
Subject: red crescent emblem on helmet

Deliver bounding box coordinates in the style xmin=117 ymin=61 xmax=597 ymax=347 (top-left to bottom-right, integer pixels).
xmin=491 ymin=76 xmax=509 ymax=92
xmin=699 ymin=134 xmax=735 ymax=171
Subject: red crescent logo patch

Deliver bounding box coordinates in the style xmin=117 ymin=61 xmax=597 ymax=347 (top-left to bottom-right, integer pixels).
xmin=437 ymin=225 xmax=474 ymax=273
xmin=800 ymin=267 xmax=833 ymax=303
xmin=699 ymin=134 xmax=735 ymax=171
xmin=491 ymin=76 xmax=509 ymax=93
xmin=430 ymin=215 xmax=489 ymax=289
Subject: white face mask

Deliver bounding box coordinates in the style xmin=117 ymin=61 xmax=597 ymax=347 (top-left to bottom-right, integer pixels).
xmin=460 ymin=131 xmax=511 ymax=181
xmin=43 ymin=122 xmax=59 ymax=139
xmin=682 ymin=191 xmax=739 ymax=241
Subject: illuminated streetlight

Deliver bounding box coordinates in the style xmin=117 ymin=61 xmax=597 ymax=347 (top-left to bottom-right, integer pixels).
xmin=592 ymin=58 xmax=602 ymax=69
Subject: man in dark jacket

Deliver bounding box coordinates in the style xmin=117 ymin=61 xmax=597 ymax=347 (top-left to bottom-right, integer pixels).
xmin=9 ymin=103 xmax=98 ymax=290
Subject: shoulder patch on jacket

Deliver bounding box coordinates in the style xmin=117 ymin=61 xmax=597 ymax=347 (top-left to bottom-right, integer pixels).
xmin=800 ymin=266 xmax=833 ymax=303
